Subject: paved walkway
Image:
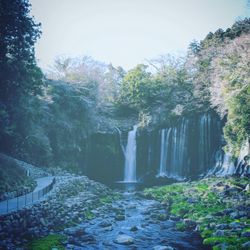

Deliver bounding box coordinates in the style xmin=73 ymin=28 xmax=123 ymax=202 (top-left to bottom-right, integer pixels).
xmin=0 ymin=176 xmax=55 ymax=215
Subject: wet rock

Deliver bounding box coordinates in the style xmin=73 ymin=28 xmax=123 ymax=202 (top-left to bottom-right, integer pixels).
xmin=241 ymin=231 xmax=250 ymax=237
xmin=64 ymin=227 xmax=85 ymax=236
xmin=216 ymin=224 xmax=229 ymax=230
xmin=67 ymin=236 xmax=81 ymax=246
xmin=187 ymin=198 xmax=198 ymax=204
xmin=169 ymin=215 xmax=180 ymax=221
xmin=80 ymin=235 xmax=95 ymax=243
xmin=229 ymin=222 xmax=243 ymax=229
xmin=242 ymin=241 xmax=250 ymax=248
xmin=230 ymin=211 xmax=247 ymax=219
xmin=103 ymin=226 xmax=113 ymax=231
xmin=115 ymin=214 xmax=125 ymax=221
xmin=130 ymin=226 xmax=138 ymax=231
xmin=114 ymin=234 xmax=134 ymax=245
xmin=99 ymin=220 xmax=112 ymax=227
xmin=213 ymin=230 xmax=225 ymax=237
xmin=153 ymin=246 xmax=174 ymax=250
xmin=127 ymin=204 xmax=136 ymax=209
xmin=183 ymin=219 xmax=197 ymax=229
xmin=223 ymin=208 xmax=234 ymax=215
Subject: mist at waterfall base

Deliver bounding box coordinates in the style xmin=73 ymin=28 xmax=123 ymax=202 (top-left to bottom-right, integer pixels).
xmin=86 ymin=113 xmax=241 ymax=189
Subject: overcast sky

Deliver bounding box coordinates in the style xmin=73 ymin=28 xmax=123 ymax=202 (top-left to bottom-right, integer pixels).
xmin=30 ymin=0 xmax=250 ymax=70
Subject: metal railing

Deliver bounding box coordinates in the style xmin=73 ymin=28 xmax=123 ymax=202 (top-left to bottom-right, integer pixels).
xmin=0 ymin=177 xmax=56 ymax=215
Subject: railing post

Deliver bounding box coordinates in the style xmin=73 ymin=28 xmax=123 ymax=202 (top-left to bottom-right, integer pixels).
xmin=32 ymin=191 xmax=33 ymax=203
xmin=7 ymin=199 xmax=8 ymax=213
xmin=25 ymin=191 xmax=27 ymax=206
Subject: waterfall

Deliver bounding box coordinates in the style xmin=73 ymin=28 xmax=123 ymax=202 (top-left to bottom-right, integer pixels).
xmin=115 ymin=127 xmax=126 ymax=156
xmin=218 ymin=153 xmax=235 ymax=176
xmin=208 ymin=149 xmax=235 ymax=177
xmin=147 ymin=133 xmax=153 ymax=171
xmin=158 ymin=128 xmax=171 ymax=176
xmin=124 ymin=125 xmax=138 ymax=182
xmin=157 ymin=119 xmax=189 ymax=179
xmin=199 ymin=114 xmax=212 ymax=172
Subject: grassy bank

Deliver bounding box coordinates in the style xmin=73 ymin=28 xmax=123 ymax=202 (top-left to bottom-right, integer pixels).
xmin=144 ymin=177 xmax=250 ymax=250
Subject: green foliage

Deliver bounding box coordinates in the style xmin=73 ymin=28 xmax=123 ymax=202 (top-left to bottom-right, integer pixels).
xmin=117 ymin=64 xmax=154 ymax=110
xmin=224 ymin=85 xmax=250 ymax=156
xmin=116 ymin=57 xmax=194 ymax=125
xmin=27 ymin=234 xmax=65 ymax=250
xmin=0 ymin=0 xmax=43 ymax=99
xmin=199 ymin=18 xmax=250 ymax=49
xmin=0 ymin=0 xmax=44 ymax=155
xmin=175 ymin=222 xmax=187 ymax=231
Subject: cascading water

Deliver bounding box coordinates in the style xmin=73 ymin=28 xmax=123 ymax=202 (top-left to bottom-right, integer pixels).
xmin=124 ymin=125 xmax=138 ymax=182
xmin=157 ymin=119 xmax=189 ymax=179
xmin=156 ymin=114 xmax=225 ymax=179
xmin=199 ymin=114 xmax=212 ymax=172
xmin=158 ymin=128 xmax=171 ymax=177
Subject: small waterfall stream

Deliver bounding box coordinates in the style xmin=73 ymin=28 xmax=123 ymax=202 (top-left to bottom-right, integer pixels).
xmin=124 ymin=125 xmax=138 ymax=182
xmin=158 ymin=128 xmax=171 ymax=177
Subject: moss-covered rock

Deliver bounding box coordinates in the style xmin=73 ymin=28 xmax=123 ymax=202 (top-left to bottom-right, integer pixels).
xmin=144 ymin=177 xmax=250 ymax=250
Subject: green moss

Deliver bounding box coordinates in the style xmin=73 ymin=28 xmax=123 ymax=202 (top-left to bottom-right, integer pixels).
xmin=175 ymin=222 xmax=186 ymax=231
xmin=196 ymin=183 xmax=209 ymax=191
xmin=27 ymin=234 xmax=65 ymax=250
xmin=99 ymin=196 xmax=113 ymax=204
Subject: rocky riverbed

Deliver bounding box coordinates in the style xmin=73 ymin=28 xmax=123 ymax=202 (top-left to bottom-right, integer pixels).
xmin=62 ymin=190 xmax=208 ymax=250
xmin=0 ymin=173 xmax=210 ymax=250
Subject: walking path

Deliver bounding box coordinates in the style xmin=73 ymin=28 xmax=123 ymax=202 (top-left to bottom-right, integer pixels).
xmin=0 ymin=176 xmax=55 ymax=215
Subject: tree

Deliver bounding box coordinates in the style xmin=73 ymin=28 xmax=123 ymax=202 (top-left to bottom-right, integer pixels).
xmin=117 ymin=64 xmax=153 ymax=110
xmin=0 ymin=0 xmax=43 ymax=102
xmin=0 ymin=0 xmax=43 ymax=153
xmin=210 ymin=34 xmax=250 ymax=155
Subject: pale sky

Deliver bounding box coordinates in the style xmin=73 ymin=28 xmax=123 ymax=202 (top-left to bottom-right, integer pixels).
xmin=30 ymin=0 xmax=250 ymax=70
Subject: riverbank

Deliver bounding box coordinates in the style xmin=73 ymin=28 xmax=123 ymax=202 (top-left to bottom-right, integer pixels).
xmin=144 ymin=176 xmax=250 ymax=250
